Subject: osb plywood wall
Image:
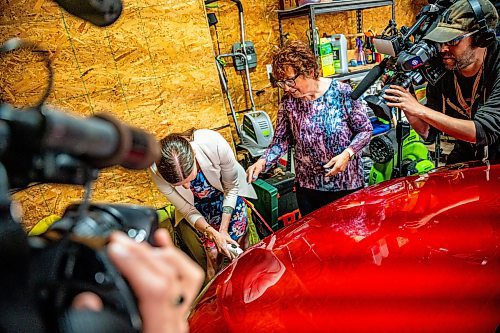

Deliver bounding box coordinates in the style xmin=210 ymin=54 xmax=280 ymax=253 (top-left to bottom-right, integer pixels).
xmin=207 ymin=0 xmax=426 ymax=127
xmin=1 ymin=0 xmax=426 ymax=230
xmin=0 ymin=0 xmax=230 ymax=229
xmin=205 ymin=1 xmax=280 ymax=134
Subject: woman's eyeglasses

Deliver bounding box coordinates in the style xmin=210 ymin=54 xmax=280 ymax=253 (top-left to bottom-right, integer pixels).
xmin=440 ymin=30 xmax=478 ymax=47
xmin=276 ymin=72 xmax=301 ymax=89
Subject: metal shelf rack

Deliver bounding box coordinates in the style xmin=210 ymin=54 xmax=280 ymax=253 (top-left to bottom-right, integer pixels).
xmin=327 ymin=67 xmax=372 ymax=81
xmin=277 ymin=0 xmax=395 ymax=78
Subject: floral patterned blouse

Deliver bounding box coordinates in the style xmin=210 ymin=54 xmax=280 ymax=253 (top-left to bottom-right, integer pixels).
xmin=190 ymin=169 xmax=248 ymax=241
xmin=261 ymin=79 xmax=372 ymax=191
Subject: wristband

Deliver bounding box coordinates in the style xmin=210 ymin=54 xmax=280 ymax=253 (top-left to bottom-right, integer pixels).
xmin=345 ymin=147 xmax=355 ymax=161
xmin=222 ymin=206 xmax=234 ymax=215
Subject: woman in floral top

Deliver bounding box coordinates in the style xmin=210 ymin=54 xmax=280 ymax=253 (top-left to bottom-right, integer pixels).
xmin=151 ymin=129 xmax=257 ymax=279
xmin=247 ymin=40 xmax=372 ymax=216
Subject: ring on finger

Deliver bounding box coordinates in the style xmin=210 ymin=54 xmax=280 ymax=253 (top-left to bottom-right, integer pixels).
xmin=173 ymin=294 xmax=185 ymax=307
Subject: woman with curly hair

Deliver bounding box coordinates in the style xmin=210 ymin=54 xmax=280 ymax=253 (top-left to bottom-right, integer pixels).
xmin=246 ymin=40 xmax=372 ymax=216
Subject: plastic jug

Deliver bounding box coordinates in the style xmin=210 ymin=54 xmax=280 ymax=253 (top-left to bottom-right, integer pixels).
xmin=330 ymin=34 xmax=348 ymax=74
xmin=318 ymin=37 xmax=335 ymax=77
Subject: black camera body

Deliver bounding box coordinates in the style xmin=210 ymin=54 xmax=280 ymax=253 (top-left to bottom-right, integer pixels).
xmin=0 ymin=53 xmax=160 ymax=333
xmin=366 ymin=40 xmax=444 ymax=120
xmin=0 ymin=200 xmax=158 ymax=333
xmin=352 ymin=0 xmax=457 ymax=117
xmin=27 ymin=203 xmax=158 ymax=333
xmin=0 ymin=178 xmax=160 ymax=333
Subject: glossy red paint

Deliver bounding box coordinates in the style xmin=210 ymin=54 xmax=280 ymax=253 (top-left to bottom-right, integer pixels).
xmin=189 ymin=163 xmax=500 ymax=333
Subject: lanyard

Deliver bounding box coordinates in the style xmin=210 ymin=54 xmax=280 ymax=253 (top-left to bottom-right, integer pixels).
xmin=453 ymin=64 xmax=483 ymax=118
xmin=451 ymin=50 xmax=487 ymax=118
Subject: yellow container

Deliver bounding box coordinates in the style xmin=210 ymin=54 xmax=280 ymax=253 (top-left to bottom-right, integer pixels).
xmin=320 ymin=54 xmax=335 ymax=77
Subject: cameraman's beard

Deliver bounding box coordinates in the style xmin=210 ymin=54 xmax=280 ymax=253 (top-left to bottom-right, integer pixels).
xmin=441 ymin=47 xmax=475 ymax=71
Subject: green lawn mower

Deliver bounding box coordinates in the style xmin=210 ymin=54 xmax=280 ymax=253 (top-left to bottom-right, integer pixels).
xmin=369 ymin=128 xmax=435 ymax=185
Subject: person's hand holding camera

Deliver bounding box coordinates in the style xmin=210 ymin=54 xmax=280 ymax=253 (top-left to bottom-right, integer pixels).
xmin=383 ymin=85 xmax=423 ymax=116
xmin=107 ymin=229 xmax=204 ymax=333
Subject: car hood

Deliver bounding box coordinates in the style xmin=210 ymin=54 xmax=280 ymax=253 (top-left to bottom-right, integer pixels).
xmin=189 ymin=163 xmax=500 ymax=333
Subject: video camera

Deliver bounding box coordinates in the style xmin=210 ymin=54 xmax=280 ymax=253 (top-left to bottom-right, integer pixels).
xmin=351 ymin=0 xmax=456 ymax=120
xmin=0 ymin=30 xmax=161 ymax=333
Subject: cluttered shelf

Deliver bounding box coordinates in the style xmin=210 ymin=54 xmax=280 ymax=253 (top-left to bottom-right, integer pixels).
xmin=277 ymin=0 xmax=394 ymax=19
xmin=326 ymin=63 xmax=376 ymax=81
xmin=277 ymin=0 xmax=394 ymax=84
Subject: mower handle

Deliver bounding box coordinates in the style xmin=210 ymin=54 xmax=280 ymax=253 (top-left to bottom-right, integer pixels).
xmin=204 ymin=0 xmax=243 ymax=12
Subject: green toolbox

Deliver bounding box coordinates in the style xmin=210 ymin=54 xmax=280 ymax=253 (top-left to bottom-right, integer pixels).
xmin=249 ymin=171 xmax=299 ymax=238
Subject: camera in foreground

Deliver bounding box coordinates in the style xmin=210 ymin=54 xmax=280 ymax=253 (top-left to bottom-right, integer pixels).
xmin=0 ymin=98 xmax=160 ymax=333
xmin=29 ymin=204 xmax=159 ymax=333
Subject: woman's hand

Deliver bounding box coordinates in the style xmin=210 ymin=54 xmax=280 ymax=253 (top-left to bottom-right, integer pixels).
xmin=208 ymin=227 xmax=239 ymax=259
xmin=246 ymin=159 xmax=266 ymax=183
xmin=323 ymin=150 xmax=350 ymax=177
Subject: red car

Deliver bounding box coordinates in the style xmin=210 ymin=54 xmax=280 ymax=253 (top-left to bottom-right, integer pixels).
xmin=188 ymin=163 xmax=500 ymax=333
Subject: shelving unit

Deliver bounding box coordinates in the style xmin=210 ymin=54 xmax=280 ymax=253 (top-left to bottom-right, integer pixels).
xmin=277 ymin=0 xmax=395 ymax=80
xmin=326 ymin=63 xmax=376 ymax=81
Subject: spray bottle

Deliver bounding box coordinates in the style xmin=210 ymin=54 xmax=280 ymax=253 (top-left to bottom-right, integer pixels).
xmin=355 ymin=37 xmax=366 ymax=66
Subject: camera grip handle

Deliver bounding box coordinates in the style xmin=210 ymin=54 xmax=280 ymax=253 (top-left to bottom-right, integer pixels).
xmin=59 ymin=309 xmax=137 ymax=333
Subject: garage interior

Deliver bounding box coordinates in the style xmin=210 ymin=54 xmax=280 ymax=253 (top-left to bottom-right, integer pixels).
xmin=1 ymin=0 xmax=499 ymax=332
xmin=1 ymin=0 xmax=426 ymax=229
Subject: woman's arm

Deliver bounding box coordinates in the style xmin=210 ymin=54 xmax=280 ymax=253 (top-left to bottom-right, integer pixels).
xmin=212 ymin=132 xmax=247 ymax=253
xmin=193 ymin=216 xmax=237 ymax=258
xmin=149 ymin=167 xmax=203 ymax=226
xmin=247 ymin=101 xmax=292 ymax=182
xmin=260 ymin=101 xmax=292 ymax=171
xmin=213 ymin=131 xmax=240 ymax=210
xmin=344 ymin=86 xmax=373 ymax=154
xmin=324 ymin=84 xmax=372 ymax=176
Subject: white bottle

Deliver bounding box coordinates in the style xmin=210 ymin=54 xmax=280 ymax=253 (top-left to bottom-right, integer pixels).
xmin=330 ymin=34 xmax=348 ymax=74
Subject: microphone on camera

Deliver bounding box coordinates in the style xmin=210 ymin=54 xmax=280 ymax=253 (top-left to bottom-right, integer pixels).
xmin=42 ymin=109 xmax=161 ymax=170
xmin=351 ymin=58 xmax=389 ymax=100
xmin=0 ymin=103 xmax=160 ymax=170
xmin=54 ymin=0 xmax=122 ymax=27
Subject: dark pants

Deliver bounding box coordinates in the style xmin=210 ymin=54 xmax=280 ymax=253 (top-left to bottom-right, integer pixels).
xmin=163 ymin=219 xmax=209 ymax=284
xmin=295 ymin=185 xmax=361 ymax=216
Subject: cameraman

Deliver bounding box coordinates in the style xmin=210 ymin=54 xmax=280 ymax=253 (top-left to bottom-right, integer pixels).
xmin=384 ymin=0 xmax=499 ymax=164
